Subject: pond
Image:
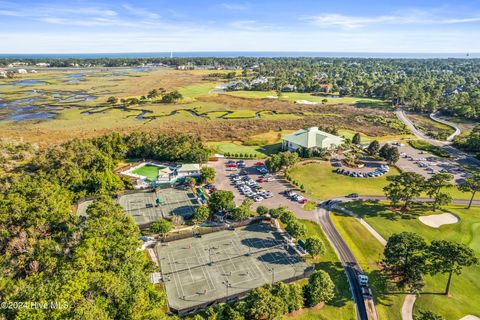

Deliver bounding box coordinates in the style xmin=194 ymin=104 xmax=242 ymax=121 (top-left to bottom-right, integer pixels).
xmin=0 ymin=79 xmax=49 ymax=86
xmin=0 ymin=90 xmax=96 ymax=122
xmin=2 ymin=111 xmax=58 ymax=122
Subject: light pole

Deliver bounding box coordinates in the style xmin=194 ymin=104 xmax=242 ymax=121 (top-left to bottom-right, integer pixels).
xmin=224 ymin=277 xmax=231 ymax=300
xmin=270 ymin=268 xmax=275 ymax=285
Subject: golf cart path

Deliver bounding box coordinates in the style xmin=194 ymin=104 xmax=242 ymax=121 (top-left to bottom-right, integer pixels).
xmin=395 ymin=109 xmax=480 ymax=166
xmin=332 ymin=203 xmax=415 ymax=320
xmin=429 ymin=112 xmax=462 ymax=141
xmin=332 ymin=204 xmax=387 ymax=245
xmin=401 ymin=294 xmax=416 ymax=320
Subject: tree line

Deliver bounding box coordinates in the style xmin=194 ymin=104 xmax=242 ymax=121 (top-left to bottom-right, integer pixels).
xmin=3 ymin=57 xmax=480 ymax=120
xmin=0 ymin=132 xmax=211 ymax=319
xmin=383 ymin=232 xmax=477 ymax=295
xmin=384 ymin=171 xmax=480 ymax=211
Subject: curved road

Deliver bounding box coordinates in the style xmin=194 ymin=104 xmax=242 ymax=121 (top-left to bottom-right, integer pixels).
xmin=429 ymin=112 xmax=461 ymax=141
xmin=396 ymin=109 xmax=480 ymax=167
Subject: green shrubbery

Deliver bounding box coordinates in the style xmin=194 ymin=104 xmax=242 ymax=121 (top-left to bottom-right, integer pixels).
xmin=408 ymin=140 xmax=450 ymax=158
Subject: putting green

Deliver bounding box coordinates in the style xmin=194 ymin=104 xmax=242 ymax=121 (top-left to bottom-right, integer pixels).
xmin=132 ymin=164 xmax=165 ymax=180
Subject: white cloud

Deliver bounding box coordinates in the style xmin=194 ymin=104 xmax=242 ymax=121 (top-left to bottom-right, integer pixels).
xmin=2 ymin=28 xmax=480 ymax=54
xmin=0 ymin=2 xmax=165 ymax=28
xmin=122 ymin=4 xmax=160 ymax=20
xmin=307 ymin=11 xmax=480 ymax=29
xmin=221 ymin=3 xmax=249 ymax=10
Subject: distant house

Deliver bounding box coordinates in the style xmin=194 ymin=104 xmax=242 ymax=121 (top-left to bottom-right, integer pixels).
xmin=176 ymin=164 xmax=201 ymax=178
xmin=251 ymin=76 xmax=268 ymax=85
xmin=0 ymin=71 xmax=7 ymax=78
xmin=282 ymin=127 xmax=344 ymax=151
xmin=17 ymin=69 xmax=27 ymax=74
xmin=282 ymin=84 xmax=296 ymax=92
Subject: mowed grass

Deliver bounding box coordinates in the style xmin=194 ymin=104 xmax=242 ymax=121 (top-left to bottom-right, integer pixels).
xmin=131 ymin=164 xmax=163 ymax=180
xmin=288 ymin=161 xmax=400 ymax=200
xmin=285 ymin=219 xmax=356 ymax=320
xmin=337 ymin=129 xmax=415 ymax=143
xmin=208 ymin=141 xmax=282 ymax=158
xmin=341 ymin=201 xmax=480 ymax=319
xmin=225 ymin=90 xmax=389 ymax=107
xmin=178 ymin=82 xmax=218 ymax=101
xmin=330 ymin=212 xmax=404 ymax=320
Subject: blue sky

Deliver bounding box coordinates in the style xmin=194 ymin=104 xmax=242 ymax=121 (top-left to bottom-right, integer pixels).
xmin=1 ymin=0 xmax=480 ymax=53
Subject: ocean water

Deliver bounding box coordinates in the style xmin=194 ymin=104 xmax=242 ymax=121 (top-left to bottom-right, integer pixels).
xmin=0 ymin=52 xmax=478 ymax=59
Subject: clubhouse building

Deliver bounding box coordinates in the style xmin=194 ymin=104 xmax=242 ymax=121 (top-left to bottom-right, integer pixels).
xmin=282 ymin=127 xmax=344 ymax=151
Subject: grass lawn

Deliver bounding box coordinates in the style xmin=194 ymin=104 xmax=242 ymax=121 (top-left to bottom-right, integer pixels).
xmin=178 ymin=82 xmax=218 ymax=101
xmin=131 ymin=164 xmax=164 ymax=180
xmin=337 ymin=129 xmax=415 ymax=144
xmin=208 ymin=141 xmax=282 ymax=158
xmin=330 ymin=212 xmax=405 ymax=320
xmin=290 ymin=220 xmax=356 ymax=320
xmin=288 ymin=161 xmax=400 ymax=200
xmin=341 ymin=201 xmax=480 ymax=319
xmin=408 ymin=140 xmax=450 ymax=158
xmin=225 ymin=91 xmax=389 ymax=108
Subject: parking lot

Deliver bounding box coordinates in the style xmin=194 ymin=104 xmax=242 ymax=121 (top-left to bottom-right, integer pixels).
xmin=210 ymin=159 xmax=312 ymax=219
xmin=394 ymin=144 xmax=471 ymax=183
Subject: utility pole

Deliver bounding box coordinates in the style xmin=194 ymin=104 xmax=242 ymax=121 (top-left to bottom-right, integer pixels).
xmin=270 ymin=268 xmax=275 ymax=285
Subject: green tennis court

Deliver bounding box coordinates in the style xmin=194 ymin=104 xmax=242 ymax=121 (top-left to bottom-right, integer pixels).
xmin=156 ymin=223 xmax=313 ymax=314
xmin=132 ymin=164 xmax=166 ymax=180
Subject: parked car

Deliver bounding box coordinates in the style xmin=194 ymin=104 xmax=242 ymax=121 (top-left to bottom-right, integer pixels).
xmin=346 ymin=193 xmax=359 ymax=198
xmin=255 ymin=161 xmax=265 ymax=166
xmin=253 ymin=195 xmax=264 ymax=202
xmin=227 ymin=163 xmax=237 ymax=168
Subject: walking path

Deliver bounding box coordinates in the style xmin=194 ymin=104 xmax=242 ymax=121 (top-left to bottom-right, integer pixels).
xmin=429 ymin=112 xmax=462 ymax=141
xmin=401 ymin=294 xmax=417 ymax=320
xmin=396 ymin=109 xmax=480 ymax=167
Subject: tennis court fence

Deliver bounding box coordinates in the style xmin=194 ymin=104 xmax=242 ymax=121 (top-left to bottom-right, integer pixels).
xmin=161 ymin=216 xmax=270 ymax=243
xmin=172 ymin=265 xmax=314 ymax=316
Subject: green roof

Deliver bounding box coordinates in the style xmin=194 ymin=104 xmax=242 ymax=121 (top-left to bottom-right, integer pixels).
xmin=282 ymin=127 xmax=343 ymax=149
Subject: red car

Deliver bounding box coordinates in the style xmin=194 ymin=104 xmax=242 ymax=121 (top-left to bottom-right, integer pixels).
xmin=255 ymin=161 xmax=265 ymax=166
xmin=257 ymin=178 xmax=266 ymax=183
xmin=227 ymin=163 xmax=237 ymax=168
xmin=298 ymin=198 xmax=308 ymax=204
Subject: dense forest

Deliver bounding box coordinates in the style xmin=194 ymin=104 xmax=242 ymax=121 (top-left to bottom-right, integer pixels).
xmin=3 ymin=57 xmax=480 ymax=120
xmin=0 ymin=132 xmax=209 ymax=319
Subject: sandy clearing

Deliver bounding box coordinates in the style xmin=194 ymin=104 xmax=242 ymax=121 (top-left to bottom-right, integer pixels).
xmin=460 ymin=316 xmax=480 ymax=320
xmin=296 ymin=99 xmax=320 ymax=105
xmin=419 ymin=212 xmax=459 ymax=228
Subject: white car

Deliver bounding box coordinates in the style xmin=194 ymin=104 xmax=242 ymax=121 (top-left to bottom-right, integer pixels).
xmin=253 ymin=195 xmax=264 ymax=202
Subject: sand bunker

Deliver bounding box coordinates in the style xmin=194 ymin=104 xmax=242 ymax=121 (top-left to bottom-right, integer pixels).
xmin=419 ymin=212 xmax=459 ymax=228
xmin=460 ymin=316 xmax=480 ymax=320
xmin=266 ymin=95 xmax=278 ymax=99
xmin=296 ymin=100 xmax=321 ymax=105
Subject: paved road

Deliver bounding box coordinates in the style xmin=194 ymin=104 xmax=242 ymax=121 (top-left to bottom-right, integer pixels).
xmin=429 ymin=112 xmax=461 ymax=141
xmin=316 ymin=207 xmax=373 ymax=320
xmin=357 ymin=195 xmax=480 ymax=206
xmin=211 ymin=159 xmax=377 ymax=320
xmin=395 ymin=109 xmax=480 ymax=167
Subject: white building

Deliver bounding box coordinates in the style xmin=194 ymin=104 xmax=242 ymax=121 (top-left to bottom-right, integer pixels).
xmin=176 ymin=164 xmax=201 ymax=178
